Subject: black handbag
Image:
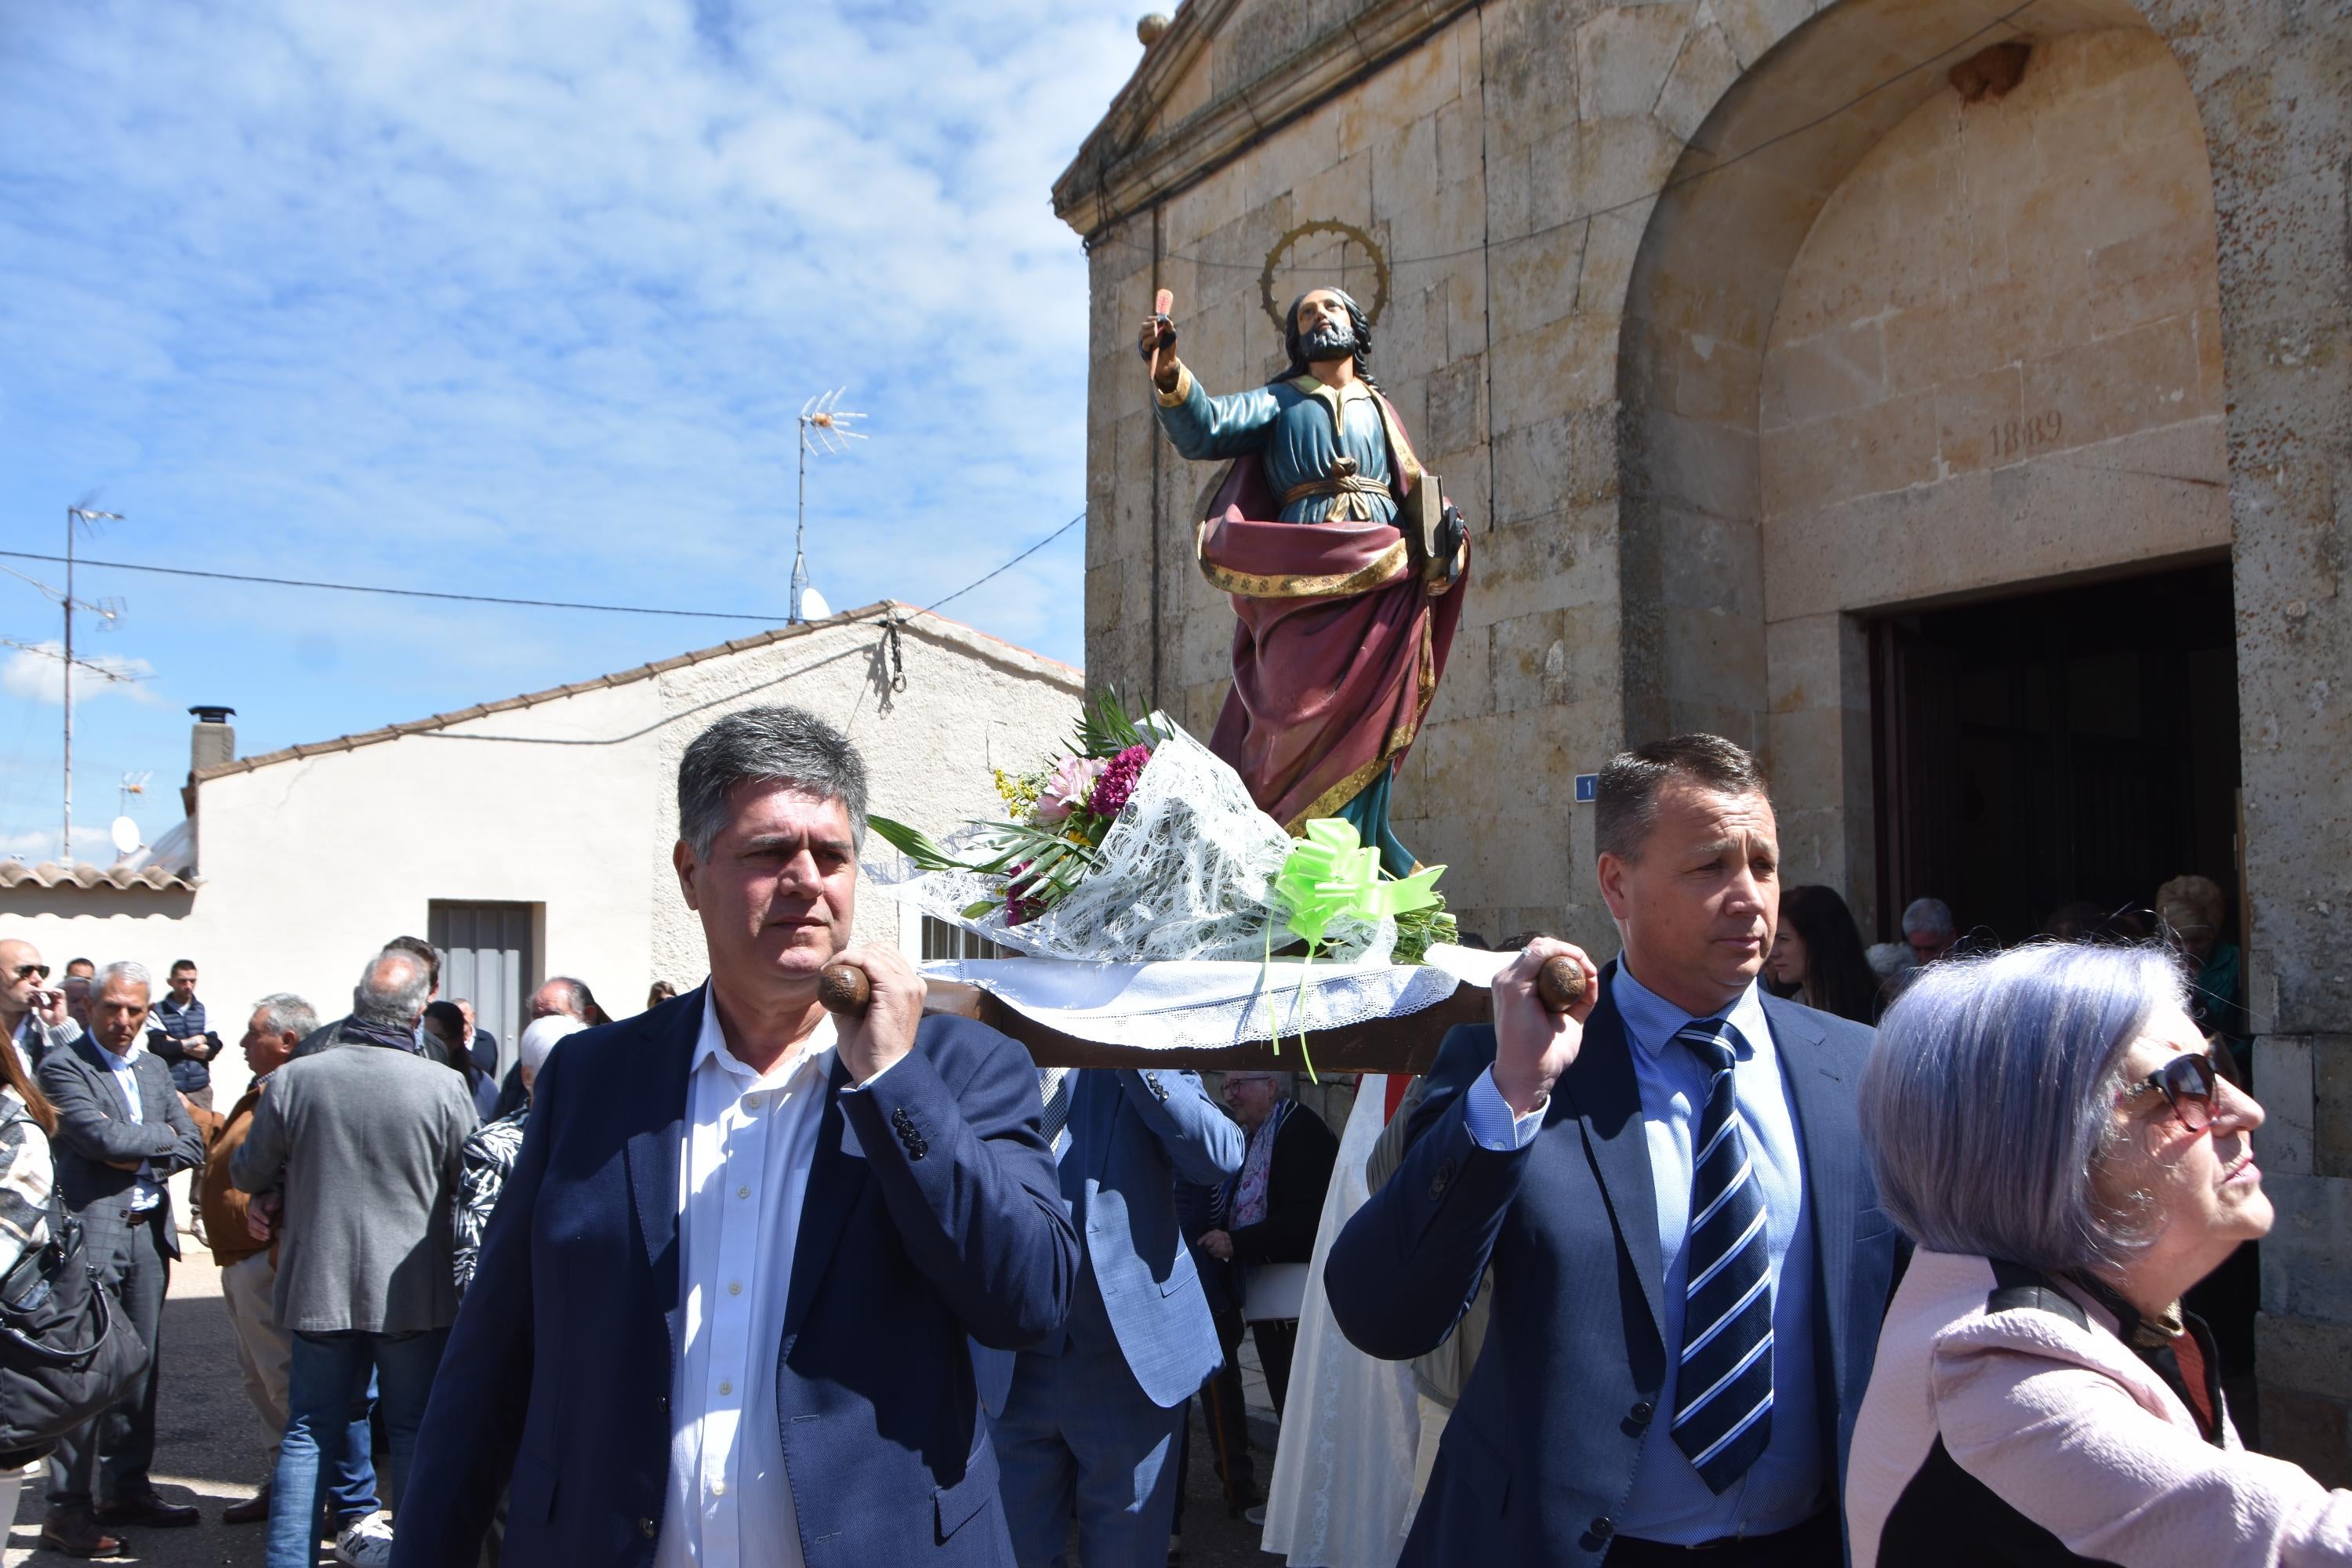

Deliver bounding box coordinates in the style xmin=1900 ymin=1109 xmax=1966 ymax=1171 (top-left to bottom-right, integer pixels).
xmin=0 ymin=1123 xmax=149 ymax=1465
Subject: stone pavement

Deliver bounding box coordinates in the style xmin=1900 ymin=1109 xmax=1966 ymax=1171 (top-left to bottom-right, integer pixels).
xmin=1 ymin=1253 xmax=1284 ymax=1566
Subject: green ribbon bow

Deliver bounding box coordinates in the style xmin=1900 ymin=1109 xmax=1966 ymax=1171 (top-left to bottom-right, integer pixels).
xmin=1259 ymin=818 xmax=1449 ymax=1080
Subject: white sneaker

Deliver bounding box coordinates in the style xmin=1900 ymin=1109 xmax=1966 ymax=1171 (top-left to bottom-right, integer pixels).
xmin=333 ymin=1508 xmax=395 ymax=1567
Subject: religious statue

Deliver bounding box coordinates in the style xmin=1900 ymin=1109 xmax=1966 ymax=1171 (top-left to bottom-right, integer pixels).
xmin=1142 ymin=285 xmax=1468 ymax=877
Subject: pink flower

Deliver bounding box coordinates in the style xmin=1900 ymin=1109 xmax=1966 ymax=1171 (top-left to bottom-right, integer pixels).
xmin=1088 ymin=743 xmax=1152 ymax=818
xmin=1034 ymin=755 xmax=1105 ymax=824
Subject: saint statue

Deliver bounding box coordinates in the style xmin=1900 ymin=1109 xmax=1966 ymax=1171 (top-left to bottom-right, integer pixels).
xmin=1142 ymin=285 xmax=1468 ymax=877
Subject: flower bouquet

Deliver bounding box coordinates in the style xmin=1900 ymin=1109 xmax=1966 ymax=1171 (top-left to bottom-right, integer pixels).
xmin=867 ymin=691 xmax=1457 ymax=971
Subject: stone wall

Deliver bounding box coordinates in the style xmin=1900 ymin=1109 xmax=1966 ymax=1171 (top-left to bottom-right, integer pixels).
xmin=1062 ymin=0 xmax=2352 ymax=1475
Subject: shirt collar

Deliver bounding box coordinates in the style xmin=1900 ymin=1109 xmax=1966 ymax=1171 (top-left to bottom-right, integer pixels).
xmin=93 ymin=1036 xmax=137 ymax=1073
xmin=1613 ymin=957 xmax=1773 ymax=1062
xmin=693 ymin=985 xmax=838 ymax=1090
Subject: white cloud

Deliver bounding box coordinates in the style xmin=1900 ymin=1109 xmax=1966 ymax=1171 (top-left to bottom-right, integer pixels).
xmin=0 ymin=643 xmax=160 ymax=706
xmin=0 ymin=0 xmax=1142 ymax=847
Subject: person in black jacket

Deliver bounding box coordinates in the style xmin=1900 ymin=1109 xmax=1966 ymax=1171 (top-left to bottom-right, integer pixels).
xmin=1198 ymin=1072 xmax=1339 ymax=1416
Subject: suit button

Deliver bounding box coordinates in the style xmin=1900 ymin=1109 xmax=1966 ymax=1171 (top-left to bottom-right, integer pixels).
xmin=639 ymin=1518 xmax=656 ymax=1538
xmin=1590 ymin=1516 xmax=1614 ymax=1541
xmin=1629 ymin=1399 xmax=1653 ymax=1425
xmin=1428 ymin=1156 xmax=1457 ymax=1200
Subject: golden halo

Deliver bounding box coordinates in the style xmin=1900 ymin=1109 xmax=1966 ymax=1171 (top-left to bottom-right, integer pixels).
xmin=1260 ymin=220 xmax=1391 ymax=332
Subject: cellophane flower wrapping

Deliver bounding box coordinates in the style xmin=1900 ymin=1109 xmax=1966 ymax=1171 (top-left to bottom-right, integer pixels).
xmin=871 ymin=720 xmax=1396 ymax=964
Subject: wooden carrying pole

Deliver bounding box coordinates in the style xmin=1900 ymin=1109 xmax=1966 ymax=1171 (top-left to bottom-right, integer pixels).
xmin=814 ymin=958 xmax=1584 ymax=1073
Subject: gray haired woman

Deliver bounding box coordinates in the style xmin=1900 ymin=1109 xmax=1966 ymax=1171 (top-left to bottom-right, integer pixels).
xmin=1847 ymin=943 xmax=2352 ymax=1565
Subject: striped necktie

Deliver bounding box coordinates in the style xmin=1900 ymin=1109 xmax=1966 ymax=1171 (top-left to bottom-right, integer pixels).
xmin=1670 ymin=1017 xmax=1774 ymax=1493
xmin=1037 ymin=1067 xmax=1073 ymax=1163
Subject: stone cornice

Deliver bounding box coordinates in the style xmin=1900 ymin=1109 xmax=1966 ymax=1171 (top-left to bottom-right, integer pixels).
xmin=1052 ymin=0 xmax=1477 ymax=241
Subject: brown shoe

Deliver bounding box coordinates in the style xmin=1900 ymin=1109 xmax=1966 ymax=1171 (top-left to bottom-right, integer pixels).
xmin=223 ymin=1486 xmax=271 ymax=1525
xmin=38 ymin=1503 xmax=124 ymax=1557
xmin=98 ymin=1485 xmax=201 ymax=1527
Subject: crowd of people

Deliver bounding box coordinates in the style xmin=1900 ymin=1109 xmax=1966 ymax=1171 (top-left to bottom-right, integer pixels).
xmin=0 ymin=701 xmax=2336 ymax=1567
xmin=0 ymin=931 xmax=666 ymax=1562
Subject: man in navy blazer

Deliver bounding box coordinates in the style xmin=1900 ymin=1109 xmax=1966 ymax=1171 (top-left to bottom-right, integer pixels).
xmin=393 ymin=706 xmax=1077 ymax=1568
xmin=1328 ymin=735 xmax=1904 ymax=1566
xmin=993 ymin=1060 xmax=1242 ymax=1565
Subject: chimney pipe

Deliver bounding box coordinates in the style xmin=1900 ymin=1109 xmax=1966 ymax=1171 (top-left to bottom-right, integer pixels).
xmin=188 ymin=706 xmax=236 ymax=775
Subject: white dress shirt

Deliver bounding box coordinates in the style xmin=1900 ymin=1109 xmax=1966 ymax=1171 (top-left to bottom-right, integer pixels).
xmin=658 ymin=989 xmax=900 ymax=1568
xmin=89 ymin=1036 xmax=164 ymax=1212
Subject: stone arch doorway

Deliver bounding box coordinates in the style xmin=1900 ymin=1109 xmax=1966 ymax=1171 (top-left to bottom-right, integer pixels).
xmin=1615 ymin=0 xmax=2231 ymax=938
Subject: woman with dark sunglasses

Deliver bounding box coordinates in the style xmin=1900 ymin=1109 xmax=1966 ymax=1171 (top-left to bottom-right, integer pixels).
xmin=1845 ymin=943 xmax=2352 ymax=1564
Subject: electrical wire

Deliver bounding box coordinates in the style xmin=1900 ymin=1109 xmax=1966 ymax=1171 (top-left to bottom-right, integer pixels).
xmin=1086 ymin=0 xmax=2040 ymax=270
xmin=0 ymin=508 xmax=1088 ymax=628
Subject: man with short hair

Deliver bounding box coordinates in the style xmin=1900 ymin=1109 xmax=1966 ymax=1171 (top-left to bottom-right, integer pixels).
xmin=394 ymin=704 xmax=1077 ymax=1566
xmin=1330 ymin=734 xmax=1903 ymax=1566
xmin=1900 ymin=897 xmax=1958 ymax=964
xmin=0 ymin=938 xmax=79 ymax=1077
xmin=64 ymin=957 xmax=95 ymax=979
xmin=38 ymin=960 xmax=208 ymax=1552
xmin=294 ymin=936 xmax=443 ymax=1059
xmin=487 ymin=976 xmax=607 ymax=1117
xmin=204 ymin=993 xmax=376 ymax=1532
xmin=235 ymin=947 xmax=477 ymax=1568
xmin=149 ymin=959 xmax=220 ymax=1111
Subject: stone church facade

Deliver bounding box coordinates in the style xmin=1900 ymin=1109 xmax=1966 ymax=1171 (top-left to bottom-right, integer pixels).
xmin=1057 ymin=0 xmax=2351 ymax=1475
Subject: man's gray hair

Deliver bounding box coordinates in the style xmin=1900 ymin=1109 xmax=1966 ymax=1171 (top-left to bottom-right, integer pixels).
xmin=1860 ymin=942 xmax=2187 ymax=1276
xmin=1900 ymin=897 xmax=1956 ymax=938
xmin=353 ymin=948 xmax=433 ymax=1027
xmin=677 ymin=705 xmax=869 ymax=859
xmin=252 ymin=992 xmax=318 ymax=1040
xmin=96 ymin=960 xmax=151 ymax=996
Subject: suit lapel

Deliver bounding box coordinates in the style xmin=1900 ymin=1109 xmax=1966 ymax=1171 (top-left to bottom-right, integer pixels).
xmin=1764 ymin=996 xmax=1861 ymax=1410
xmin=782 ymin=1053 xmax=871 ymax=1340
xmin=624 ymin=991 xmax=701 ymax=1297
xmin=1554 ymin=964 xmax=1666 ymax=1340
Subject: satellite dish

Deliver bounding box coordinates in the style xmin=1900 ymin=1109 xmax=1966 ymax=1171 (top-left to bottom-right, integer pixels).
xmin=109 ymin=815 xmax=142 ymax=857
xmin=799 ymin=586 xmax=831 ymax=621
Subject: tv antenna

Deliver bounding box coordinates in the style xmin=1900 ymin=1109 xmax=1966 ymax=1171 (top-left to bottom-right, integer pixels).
xmin=792 ymin=389 xmax=867 ymax=625
xmin=60 ymin=500 xmax=129 ymax=863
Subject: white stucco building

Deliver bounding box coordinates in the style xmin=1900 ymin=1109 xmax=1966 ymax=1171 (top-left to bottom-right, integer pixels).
xmin=0 ymin=603 xmax=1081 ymax=1098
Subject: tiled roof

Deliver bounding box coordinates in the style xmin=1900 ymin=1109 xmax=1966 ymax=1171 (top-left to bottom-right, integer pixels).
xmin=0 ymin=858 xmax=199 ymax=893
xmin=191 ymin=601 xmax=1081 ymax=782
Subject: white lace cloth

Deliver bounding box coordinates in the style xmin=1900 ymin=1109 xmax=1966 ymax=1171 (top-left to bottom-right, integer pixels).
xmin=920 ymin=945 xmax=1508 ymax=1051
xmin=1258 ymin=1073 xmax=1422 ymax=1567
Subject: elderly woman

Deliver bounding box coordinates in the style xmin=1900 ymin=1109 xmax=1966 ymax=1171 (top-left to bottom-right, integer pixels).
xmin=1849 ymin=944 xmax=2352 ymax=1563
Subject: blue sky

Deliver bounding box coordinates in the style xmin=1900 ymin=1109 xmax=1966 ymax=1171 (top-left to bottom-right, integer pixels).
xmin=0 ymin=0 xmax=1139 ymax=862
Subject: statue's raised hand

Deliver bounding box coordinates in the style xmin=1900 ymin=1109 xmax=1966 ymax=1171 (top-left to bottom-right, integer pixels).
xmin=1138 ymin=288 xmax=1179 ymax=391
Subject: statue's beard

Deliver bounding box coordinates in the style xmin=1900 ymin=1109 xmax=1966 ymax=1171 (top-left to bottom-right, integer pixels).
xmin=1301 ymin=321 xmax=1358 ymax=361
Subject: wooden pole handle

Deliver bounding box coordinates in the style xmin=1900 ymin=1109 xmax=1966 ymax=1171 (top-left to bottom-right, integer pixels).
xmin=817 ymin=962 xmax=871 ymax=1014
xmin=1537 ymin=956 xmax=1588 ymax=1014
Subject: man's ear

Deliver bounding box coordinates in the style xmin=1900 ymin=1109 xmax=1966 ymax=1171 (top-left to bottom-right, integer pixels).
xmin=1596 ymin=851 xmax=1632 ymax=924
xmin=673 ymin=839 xmax=701 ymax=912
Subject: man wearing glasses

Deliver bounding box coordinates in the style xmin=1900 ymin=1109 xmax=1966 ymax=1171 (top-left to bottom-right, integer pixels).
xmin=0 ymin=938 xmax=82 ymax=1077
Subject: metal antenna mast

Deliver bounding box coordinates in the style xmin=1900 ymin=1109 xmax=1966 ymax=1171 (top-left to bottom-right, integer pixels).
xmin=61 ymin=503 xmax=126 ymax=863
xmin=792 ymin=390 xmax=866 ymax=625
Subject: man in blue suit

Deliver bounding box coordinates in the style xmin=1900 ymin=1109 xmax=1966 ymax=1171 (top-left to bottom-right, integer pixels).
xmin=391 ymin=706 xmax=1078 ymax=1567
xmin=993 ymin=1055 xmax=1243 ymax=1566
xmin=1328 ymin=735 xmax=1904 ymax=1566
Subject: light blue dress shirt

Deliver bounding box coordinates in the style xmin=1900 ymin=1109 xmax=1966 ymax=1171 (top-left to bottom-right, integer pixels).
xmin=91 ymin=1038 xmax=165 ymax=1213
xmin=1464 ymin=962 xmax=1823 ymax=1543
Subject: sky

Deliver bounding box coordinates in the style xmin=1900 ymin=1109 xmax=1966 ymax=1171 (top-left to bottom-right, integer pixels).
xmin=0 ymin=0 xmax=1141 ymax=862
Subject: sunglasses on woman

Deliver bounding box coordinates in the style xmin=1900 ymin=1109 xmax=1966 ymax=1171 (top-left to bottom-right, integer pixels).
xmin=2120 ymin=1050 xmax=2220 ymax=1131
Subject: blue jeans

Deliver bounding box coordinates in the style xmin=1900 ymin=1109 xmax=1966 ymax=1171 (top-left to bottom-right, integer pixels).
xmin=268 ymin=1330 xmax=448 ymax=1568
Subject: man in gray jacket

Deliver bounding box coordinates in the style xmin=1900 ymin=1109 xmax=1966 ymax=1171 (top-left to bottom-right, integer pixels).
xmin=234 ymin=947 xmax=476 ymax=1568
xmin=38 ymin=960 xmax=207 ymax=1555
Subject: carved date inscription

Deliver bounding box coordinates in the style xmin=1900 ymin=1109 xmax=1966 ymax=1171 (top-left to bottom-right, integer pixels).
xmin=1991 ymin=409 xmax=2063 ymax=459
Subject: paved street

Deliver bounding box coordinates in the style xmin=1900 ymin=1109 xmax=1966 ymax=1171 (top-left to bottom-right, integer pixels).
xmin=2 ymin=1254 xmax=1277 ymax=1566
